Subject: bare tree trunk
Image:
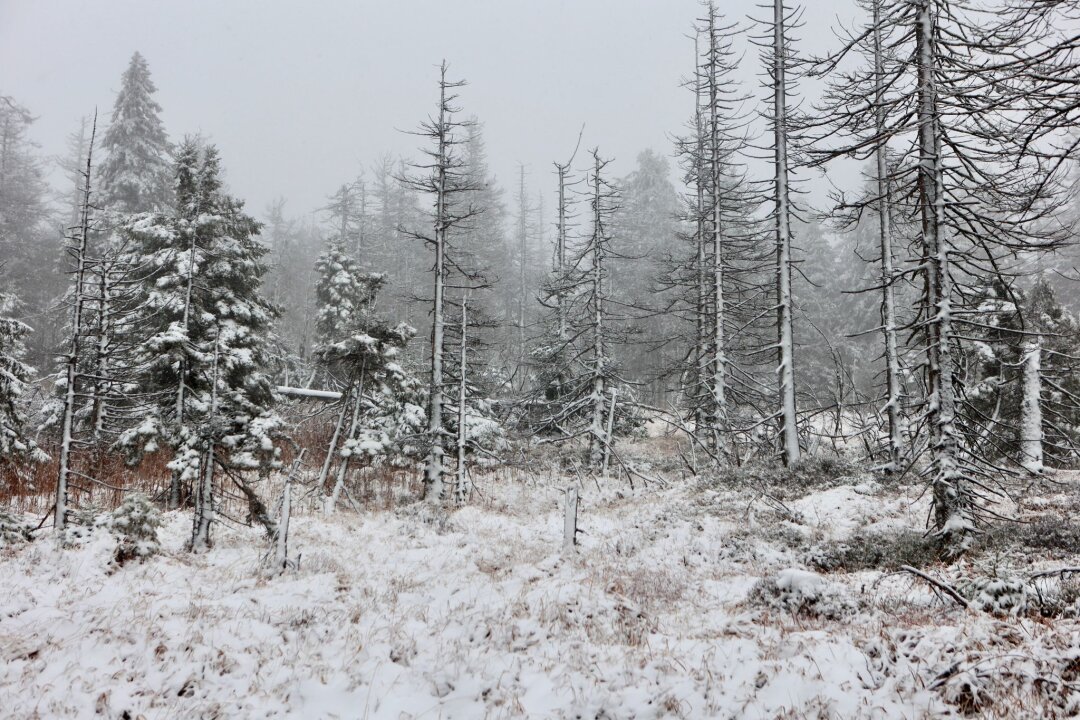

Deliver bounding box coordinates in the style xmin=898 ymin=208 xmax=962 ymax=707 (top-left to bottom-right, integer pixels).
xmin=327 ymin=364 xmax=366 ymax=515
xmin=424 ymin=65 xmax=451 ymax=503
xmin=706 ymin=10 xmax=729 ymax=451
xmin=272 ymin=449 xmax=304 ymax=575
xmin=588 ymin=152 xmax=608 ymax=469
xmin=694 ymin=35 xmax=710 ymax=438
xmin=191 ymin=336 xmax=220 ymax=552
xmin=772 ymin=0 xmax=800 ymax=467
xmin=317 ymin=394 xmax=350 ymax=505
xmin=56 ymin=113 xmax=98 ymax=540
xmin=455 ymin=295 xmax=469 ymax=505
xmin=602 ymin=387 xmax=618 ymax=475
xmin=517 ymin=165 xmax=529 ymax=354
xmin=1020 ymin=336 xmax=1043 ymax=474
xmin=872 ymin=0 xmax=903 ymax=472
xmin=916 ymin=0 xmax=970 ymax=551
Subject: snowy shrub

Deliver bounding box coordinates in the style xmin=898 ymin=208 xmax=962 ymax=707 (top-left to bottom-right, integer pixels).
xmin=63 ymin=505 xmax=109 ymax=546
xmin=1029 ymin=575 xmax=1080 ymax=619
xmin=979 ymin=515 xmax=1080 ymax=558
xmin=960 ymin=574 xmax=1035 ymax=616
xmin=807 ymin=527 xmax=939 ymax=572
xmin=109 ymin=493 xmax=162 ymax=564
xmin=0 ymin=509 xmax=32 ymax=548
xmin=747 ymin=568 xmax=856 ymax=620
xmin=396 ymin=501 xmax=456 ymax=534
xmin=711 ymin=454 xmax=866 ymax=496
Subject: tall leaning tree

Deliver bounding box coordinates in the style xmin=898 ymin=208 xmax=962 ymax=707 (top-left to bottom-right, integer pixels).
xmin=54 ymin=113 xmax=98 ymax=539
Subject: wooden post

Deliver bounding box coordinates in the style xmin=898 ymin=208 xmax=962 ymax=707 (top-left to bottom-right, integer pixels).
xmin=601 ymin=387 xmax=618 ymax=474
xmin=274 ymin=449 xmax=305 ymax=575
xmin=563 ymin=485 xmax=579 ymax=549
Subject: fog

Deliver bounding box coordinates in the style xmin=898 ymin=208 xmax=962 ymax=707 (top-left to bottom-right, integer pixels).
xmin=1 ymin=0 xmax=856 ymax=215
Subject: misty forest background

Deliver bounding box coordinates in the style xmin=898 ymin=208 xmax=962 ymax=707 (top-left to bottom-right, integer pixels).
xmin=2 ymin=0 xmax=1080 ymax=558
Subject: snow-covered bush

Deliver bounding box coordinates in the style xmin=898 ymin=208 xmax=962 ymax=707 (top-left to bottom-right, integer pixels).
xmin=109 ymin=493 xmax=162 ymax=564
xmin=63 ymin=504 xmax=110 ymax=546
xmin=807 ymin=527 xmax=939 ymax=572
xmin=747 ymin=568 xmax=856 ymax=620
xmin=712 ymin=454 xmax=867 ymax=496
xmin=1035 ymin=576 xmax=1080 ymax=619
xmin=960 ymin=574 xmax=1035 ymax=616
xmin=0 ymin=509 xmax=32 ymax=548
xmin=979 ymin=515 xmax=1080 ymax=558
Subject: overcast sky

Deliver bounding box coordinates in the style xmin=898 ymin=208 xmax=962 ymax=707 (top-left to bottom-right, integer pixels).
xmin=1 ymin=0 xmax=857 ymax=222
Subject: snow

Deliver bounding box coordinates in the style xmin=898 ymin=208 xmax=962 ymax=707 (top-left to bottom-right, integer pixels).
xmin=2 ymin=474 xmax=1079 ymax=718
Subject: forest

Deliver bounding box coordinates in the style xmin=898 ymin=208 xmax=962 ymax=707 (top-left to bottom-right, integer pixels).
xmin=3 ymin=0 xmax=1080 ymax=717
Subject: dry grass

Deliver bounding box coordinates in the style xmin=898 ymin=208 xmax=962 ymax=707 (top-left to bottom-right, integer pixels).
xmin=1 ymin=446 xmax=172 ymax=516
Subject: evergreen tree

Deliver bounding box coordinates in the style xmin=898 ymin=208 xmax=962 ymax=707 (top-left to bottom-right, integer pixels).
xmin=263 ymin=198 xmax=319 ymax=377
xmin=966 ymin=277 xmax=1080 ymax=471
xmin=120 ymin=139 xmax=280 ymax=543
xmin=312 ymin=238 xmax=423 ymax=512
xmin=0 ymin=95 xmax=58 ymax=369
xmin=98 ymin=52 xmax=173 ymax=214
xmin=611 ymin=149 xmax=679 ymax=406
xmin=0 ymin=283 xmax=45 ymax=472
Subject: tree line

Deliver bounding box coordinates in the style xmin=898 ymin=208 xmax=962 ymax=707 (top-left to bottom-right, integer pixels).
xmin=1 ymin=0 xmax=1079 ymax=557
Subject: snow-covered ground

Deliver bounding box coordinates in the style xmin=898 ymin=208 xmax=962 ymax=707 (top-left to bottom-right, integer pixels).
xmin=3 ymin=468 xmax=1080 ymax=718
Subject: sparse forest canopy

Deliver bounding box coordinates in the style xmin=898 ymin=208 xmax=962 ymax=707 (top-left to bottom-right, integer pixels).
xmin=2 ymin=0 xmax=1080 ymax=715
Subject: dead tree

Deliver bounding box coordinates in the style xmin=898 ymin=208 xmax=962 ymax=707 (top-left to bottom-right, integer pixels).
xmin=55 ymin=111 xmax=98 ymax=539
xmin=750 ymin=0 xmax=805 ymax=467
xmin=807 ymin=0 xmax=1073 ymax=554
xmin=401 ymin=61 xmax=480 ymax=503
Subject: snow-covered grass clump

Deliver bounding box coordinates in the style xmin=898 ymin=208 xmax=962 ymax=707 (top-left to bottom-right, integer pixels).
xmin=0 ymin=507 xmax=32 ymax=548
xmin=747 ymin=568 xmax=858 ymax=620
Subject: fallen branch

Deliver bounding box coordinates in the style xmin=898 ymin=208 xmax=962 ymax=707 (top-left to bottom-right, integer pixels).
xmin=896 ymin=565 xmax=972 ymax=609
xmin=1027 ymin=567 xmax=1080 ymax=582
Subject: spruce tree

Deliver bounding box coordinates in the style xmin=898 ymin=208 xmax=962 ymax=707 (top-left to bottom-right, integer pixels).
xmin=312 ymin=238 xmax=423 ymax=512
xmin=98 ymin=52 xmax=172 ymax=214
xmin=120 ymin=139 xmax=280 ymax=540
xmin=0 ymin=284 xmax=45 ymax=472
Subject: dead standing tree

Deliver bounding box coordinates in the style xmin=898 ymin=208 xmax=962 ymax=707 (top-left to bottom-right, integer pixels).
xmin=806 ymin=0 xmax=1074 ymax=554
xmin=401 ymin=62 xmax=481 ymax=503
xmin=55 ymin=111 xmax=98 ymax=539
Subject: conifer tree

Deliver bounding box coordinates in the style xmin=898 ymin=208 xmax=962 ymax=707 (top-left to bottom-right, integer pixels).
xmin=120 ymin=139 xmax=280 ymax=542
xmin=98 ymin=52 xmax=173 ymax=214
xmin=312 ymin=239 xmax=423 ymax=512
xmin=808 ymin=0 xmax=1074 ymax=553
xmin=401 ymin=62 xmax=482 ymax=503
xmin=0 ymin=282 xmax=45 ymax=474
xmin=0 ymin=96 xmax=57 ymax=369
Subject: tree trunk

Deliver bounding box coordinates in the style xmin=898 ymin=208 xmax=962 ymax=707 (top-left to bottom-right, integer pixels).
xmin=916 ymin=0 xmax=971 ymax=552
xmin=191 ymin=337 xmax=220 ymax=552
xmin=327 ymin=365 xmax=366 ymax=515
xmin=455 ymin=295 xmax=469 ymax=505
xmin=588 ymin=153 xmax=607 ymax=469
xmin=424 ymin=66 xmax=450 ymax=503
xmin=707 ymin=12 xmax=729 ymax=452
xmin=773 ymin=0 xmax=800 ymax=467
xmin=56 ymin=114 xmax=97 ymax=540
xmin=873 ymin=0 xmax=903 ymax=472
xmin=1020 ymin=336 xmax=1043 ymax=474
